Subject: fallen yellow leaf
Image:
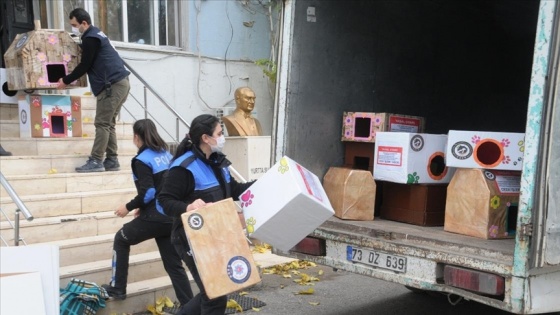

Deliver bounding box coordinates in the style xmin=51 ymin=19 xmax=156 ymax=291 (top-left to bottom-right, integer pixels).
xmin=318 ymin=269 xmax=324 ymax=276
xmin=226 ymin=299 xmax=243 ymax=312
xmin=48 ymin=168 xmax=58 ymax=174
xmin=239 ymin=291 xmax=249 ymax=296
xmin=295 ymin=287 xmax=314 ymax=295
xmin=252 ymin=307 xmax=261 ymax=311
xmin=309 ymin=302 xmax=320 ymax=306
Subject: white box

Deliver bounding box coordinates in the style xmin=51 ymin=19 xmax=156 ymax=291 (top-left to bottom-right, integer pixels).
xmin=240 ymin=156 xmax=334 ymax=251
xmin=0 ymin=244 xmax=59 ymax=315
xmin=223 ymin=136 xmax=271 ymax=181
xmin=1 ymin=272 xmax=46 ymax=315
xmin=446 ymin=130 xmax=525 ymax=171
xmin=1 ymin=68 xmax=19 ymax=104
xmin=374 ymin=132 xmax=455 ymax=184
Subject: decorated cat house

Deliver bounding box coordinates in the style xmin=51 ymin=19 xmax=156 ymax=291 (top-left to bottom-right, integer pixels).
xmin=18 ymin=94 xmax=85 ymax=138
xmin=341 ymin=112 xmax=425 ymax=143
xmin=3 ymin=29 xmax=87 ymax=91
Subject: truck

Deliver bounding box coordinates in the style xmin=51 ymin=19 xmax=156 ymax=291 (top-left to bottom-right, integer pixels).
xmin=268 ymin=0 xmax=560 ymax=314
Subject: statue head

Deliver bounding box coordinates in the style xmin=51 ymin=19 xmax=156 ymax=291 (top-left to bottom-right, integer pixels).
xmin=234 ymin=87 xmax=256 ymax=114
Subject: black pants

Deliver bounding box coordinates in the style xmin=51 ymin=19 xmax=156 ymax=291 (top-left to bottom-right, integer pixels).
xmin=174 ymin=244 xmax=228 ymax=315
xmin=111 ymin=218 xmax=193 ymax=305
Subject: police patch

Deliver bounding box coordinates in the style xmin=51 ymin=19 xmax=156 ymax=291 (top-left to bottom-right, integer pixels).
xmin=187 ymin=213 xmax=204 ymax=230
xmin=451 ymin=141 xmax=473 ymax=160
xmin=227 ymin=256 xmax=251 ymax=284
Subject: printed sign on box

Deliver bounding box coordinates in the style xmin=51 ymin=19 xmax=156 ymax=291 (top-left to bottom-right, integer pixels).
xmin=240 ymin=156 xmax=334 ymax=252
xmin=374 ymin=132 xmax=455 ymax=184
xmin=446 ymin=130 xmax=525 ymax=171
xmin=341 ymin=112 xmax=425 ymax=143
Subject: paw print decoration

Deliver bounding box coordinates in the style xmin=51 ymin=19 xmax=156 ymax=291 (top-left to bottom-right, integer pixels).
xmin=240 ymin=190 xmax=254 ymax=208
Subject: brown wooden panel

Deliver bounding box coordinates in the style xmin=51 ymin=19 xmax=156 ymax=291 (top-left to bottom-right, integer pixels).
xmin=182 ymin=198 xmax=261 ymax=299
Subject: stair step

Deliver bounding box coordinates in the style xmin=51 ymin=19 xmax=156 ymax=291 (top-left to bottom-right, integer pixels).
xmin=0 ymin=154 xmax=135 ymax=175
xmin=0 ymin=188 xmax=136 ymax=221
xmin=46 ymin=233 xmax=159 ymax=267
xmin=1 ymin=171 xmax=134 ymax=198
xmin=0 ymin=103 xmax=18 ymax=120
xmin=0 ymin=119 xmax=134 ymax=139
xmin=0 ymin=135 xmax=136 ymax=156
xmin=96 ymin=276 xmax=190 ymax=315
xmin=60 ymin=251 xmax=171 ymax=287
xmin=0 ymin=210 xmax=134 ymax=244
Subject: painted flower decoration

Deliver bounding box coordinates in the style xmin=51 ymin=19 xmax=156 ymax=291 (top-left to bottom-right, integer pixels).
xmin=36 ymin=52 xmax=47 ymax=62
xmin=345 ymin=130 xmax=351 ymax=137
xmin=490 ymin=195 xmax=501 ymax=209
xmin=407 ymin=172 xmax=420 ymax=184
xmin=471 ymin=135 xmax=481 ymax=144
xmin=501 ymin=138 xmax=510 ymax=147
xmin=37 ymin=77 xmax=48 ymax=86
xmin=32 ymin=97 xmax=41 ymax=107
xmin=47 ymin=35 xmax=59 ymax=45
xmin=374 ymin=117 xmax=382 ymax=126
xmin=489 ymin=225 xmax=499 ymax=238
xmin=345 ymin=117 xmax=352 ymax=125
xmin=502 ymin=156 xmax=511 ymax=164
xmin=34 ymin=123 xmax=41 ymax=131
xmin=62 ymin=53 xmax=71 ymax=63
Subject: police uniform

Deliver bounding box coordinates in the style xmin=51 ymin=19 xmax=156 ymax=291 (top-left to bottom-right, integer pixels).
xmin=158 ymin=146 xmax=253 ymax=315
xmin=110 ymin=146 xmax=193 ymax=304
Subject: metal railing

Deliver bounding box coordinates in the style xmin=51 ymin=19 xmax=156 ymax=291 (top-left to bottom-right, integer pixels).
xmin=0 ymin=172 xmax=33 ymax=246
xmin=122 ymin=60 xmax=248 ymax=183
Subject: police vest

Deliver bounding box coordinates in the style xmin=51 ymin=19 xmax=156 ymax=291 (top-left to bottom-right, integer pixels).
xmin=82 ymin=26 xmax=130 ymax=95
xmin=133 ymin=148 xmax=172 ymax=220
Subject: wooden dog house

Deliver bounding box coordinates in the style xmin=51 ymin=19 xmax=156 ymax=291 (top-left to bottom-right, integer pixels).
xmin=3 ymin=29 xmax=87 ymax=91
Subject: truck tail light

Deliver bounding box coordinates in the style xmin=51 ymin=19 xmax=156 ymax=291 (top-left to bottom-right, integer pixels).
xmin=444 ymin=265 xmax=505 ymax=296
xmin=291 ymin=237 xmax=326 ymax=256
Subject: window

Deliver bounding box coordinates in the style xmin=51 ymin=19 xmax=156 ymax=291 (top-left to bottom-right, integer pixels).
xmin=60 ymin=0 xmax=179 ymax=46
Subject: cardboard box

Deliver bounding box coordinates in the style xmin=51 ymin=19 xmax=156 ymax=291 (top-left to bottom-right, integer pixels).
xmin=240 ymin=156 xmax=335 ymax=251
xmin=444 ymin=168 xmax=520 ymax=239
xmin=380 ymin=182 xmax=448 ymax=226
xmin=182 ymin=198 xmax=261 ymax=299
xmin=323 ymin=167 xmax=376 ymax=220
xmin=4 ymin=29 xmax=87 ymax=91
xmin=341 ymin=112 xmax=425 ymax=143
xmin=374 ymin=132 xmax=455 ymax=184
xmin=446 ymin=130 xmax=525 ymax=171
xmin=343 ymin=142 xmax=375 ymax=173
xmin=18 ymin=94 xmax=83 ymax=138
xmin=222 ymin=136 xmax=271 ymax=181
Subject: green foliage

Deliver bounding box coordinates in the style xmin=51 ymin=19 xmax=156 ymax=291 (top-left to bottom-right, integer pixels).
xmin=255 ymin=58 xmax=277 ymax=83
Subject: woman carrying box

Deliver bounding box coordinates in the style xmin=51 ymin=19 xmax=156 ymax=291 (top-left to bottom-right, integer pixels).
xmin=158 ymin=114 xmax=254 ymax=315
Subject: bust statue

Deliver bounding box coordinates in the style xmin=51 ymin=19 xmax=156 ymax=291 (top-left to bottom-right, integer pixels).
xmin=222 ymin=87 xmax=263 ymax=136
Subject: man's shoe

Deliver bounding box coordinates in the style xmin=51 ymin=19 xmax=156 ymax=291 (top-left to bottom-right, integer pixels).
xmin=75 ymin=158 xmax=105 ymax=173
xmin=101 ymin=284 xmax=127 ymax=300
xmin=103 ymin=157 xmax=120 ymax=171
xmin=0 ymin=145 xmax=12 ymax=156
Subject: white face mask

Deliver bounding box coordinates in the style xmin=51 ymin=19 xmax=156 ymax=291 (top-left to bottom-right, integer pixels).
xmin=210 ymin=135 xmax=226 ymax=153
xmin=71 ymin=27 xmax=81 ymax=36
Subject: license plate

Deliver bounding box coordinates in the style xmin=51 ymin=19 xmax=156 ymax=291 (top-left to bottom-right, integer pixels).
xmin=347 ymin=245 xmax=407 ymax=273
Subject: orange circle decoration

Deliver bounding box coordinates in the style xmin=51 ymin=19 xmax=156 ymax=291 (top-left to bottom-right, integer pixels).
xmin=427 ymin=151 xmax=448 ymax=180
xmin=473 ymin=139 xmax=504 ymax=168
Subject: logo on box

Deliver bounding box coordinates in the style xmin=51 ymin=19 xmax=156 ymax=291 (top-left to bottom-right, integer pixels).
xmin=451 ymin=141 xmax=473 ymax=160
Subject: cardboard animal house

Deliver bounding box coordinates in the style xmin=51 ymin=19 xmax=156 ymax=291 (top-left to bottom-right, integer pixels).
xmin=182 ymin=198 xmax=261 ymax=299
xmin=323 ymin=167 xmax=376 ymax=220
xmin=343 ymin=142 xmax=375 ymax=173
xmin=341 ymin=112 xmax=425 ymax=143
xmin=3 ymin=29 xmax=87 ymax=91
xmin=444 ymin=168 xmax=520 ymax=239
xmin=18 ymin=94 xmax=83 ymax=138
xmin=446 ymin=130 xmax=525 ymax=171
xmin=380 ymin=182 xmax=448 ymax=226
xmin=374 ymin=132 xmax=455 ymax=184
xmin=240 ymin=156 xmax=334 ymax=251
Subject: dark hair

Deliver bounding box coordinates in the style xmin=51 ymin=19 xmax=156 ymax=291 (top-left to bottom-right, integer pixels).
xmin=133 ymin=119 xmax=168 ymax=152
xmin=69 ymin=8 xmax=92 ymax=25
xmin=172 ymin=114 xmax=220 ymax=161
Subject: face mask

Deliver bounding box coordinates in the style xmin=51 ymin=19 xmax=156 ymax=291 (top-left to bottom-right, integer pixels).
xmin=210 ymin=135 xmax=226 ymax=153
xmin=71 ymin=27 xmax=81 ymax=36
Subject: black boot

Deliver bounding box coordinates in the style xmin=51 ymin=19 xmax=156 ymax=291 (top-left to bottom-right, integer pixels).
xmin=0 ymin=145 xmax=12 ymax=156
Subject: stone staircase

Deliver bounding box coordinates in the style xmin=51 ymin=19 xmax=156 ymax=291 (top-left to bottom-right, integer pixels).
xmin=0 ymin=98 xmax=185 ymax=314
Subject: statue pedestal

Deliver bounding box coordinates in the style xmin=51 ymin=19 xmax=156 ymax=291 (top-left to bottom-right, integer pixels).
xmin=223 ymin=136 xmax=271 ymax=182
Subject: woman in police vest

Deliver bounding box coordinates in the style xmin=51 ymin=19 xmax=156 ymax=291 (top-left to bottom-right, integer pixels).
xmin=102 ymin=119 xmax=193 ymax=306
xmin=158 ymin=114 xmax=253 ymax=315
